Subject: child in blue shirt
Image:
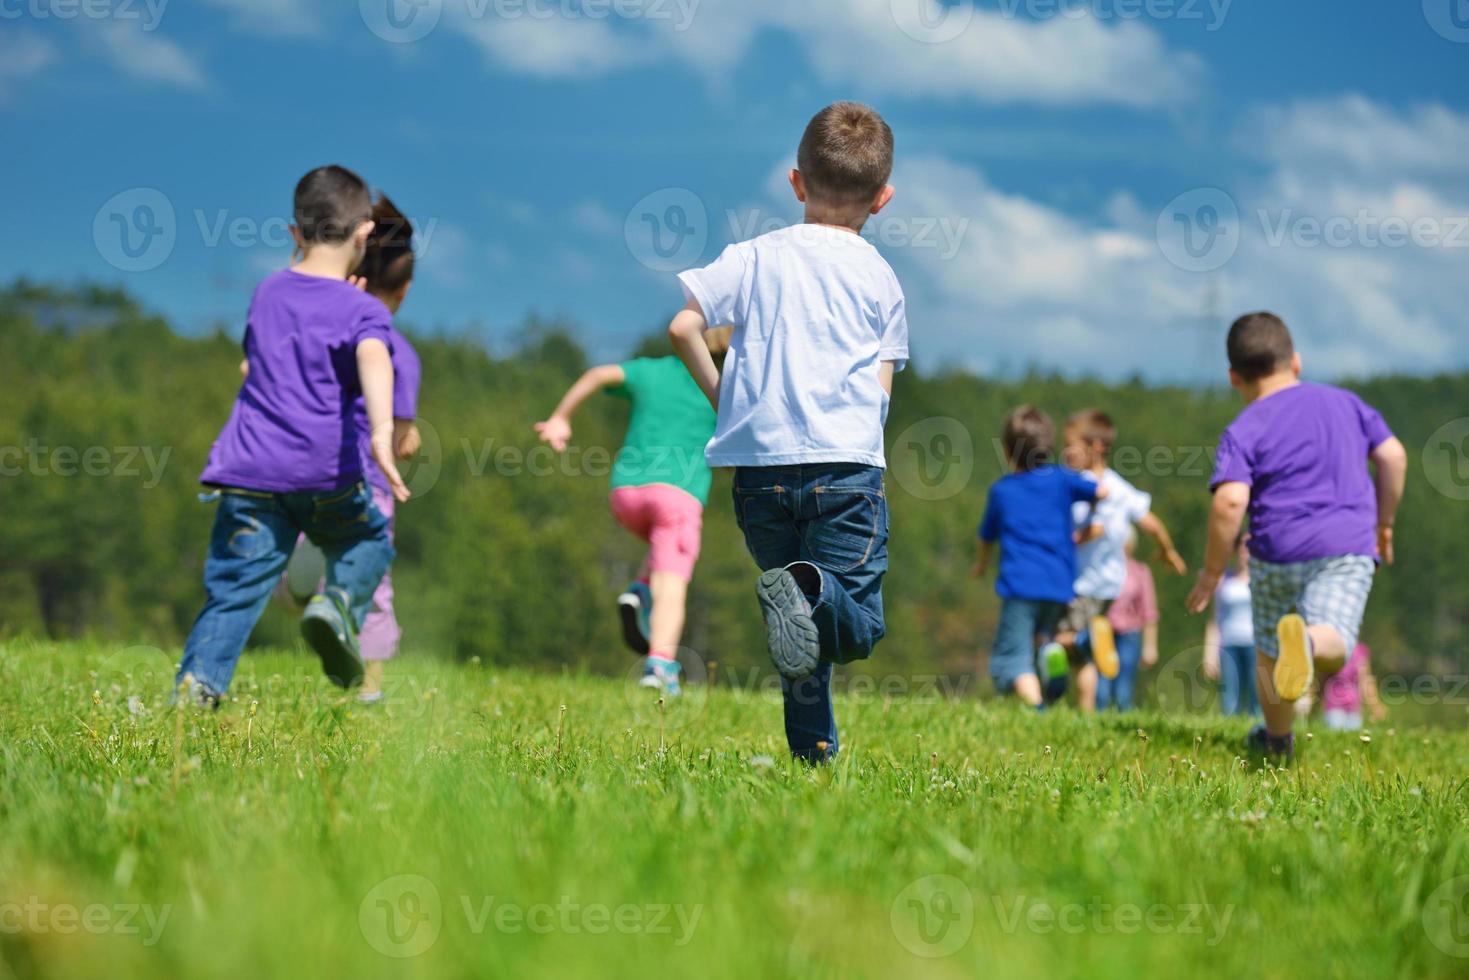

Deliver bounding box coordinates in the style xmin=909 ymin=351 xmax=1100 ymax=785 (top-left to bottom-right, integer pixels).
xmin=974 ymin=406 xmax=1104 ymax=707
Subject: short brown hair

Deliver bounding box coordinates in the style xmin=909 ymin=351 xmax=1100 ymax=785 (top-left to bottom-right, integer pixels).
xmin=796 ymin=102 xmax=894 ymax=206
xmin=1003 ymin=405 xmax=1055 ymax=472
xmin=1227 ymin=311 xmax=1295 ymax=382
xmin=294 ymin=165 xmax=372 ymax=246
xmin=1068 ymin=409 xmax=1117 ymax=454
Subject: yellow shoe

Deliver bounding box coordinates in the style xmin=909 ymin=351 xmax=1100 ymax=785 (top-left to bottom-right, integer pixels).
xmin=1274 ymin=613 xmax=1314 ymax=702
xmin=1089 ymin=615 xmax=1119 ymax=680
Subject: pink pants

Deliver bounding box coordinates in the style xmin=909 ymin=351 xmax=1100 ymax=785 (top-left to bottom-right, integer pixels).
xmin=608 ymin=484 xmax=704 ymax=583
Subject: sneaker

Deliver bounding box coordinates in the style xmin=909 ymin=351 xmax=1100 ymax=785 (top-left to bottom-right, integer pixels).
xmin=1088 ymin=616 xmax=1120 ymax=680
xmin=1038 ymin=641 xmax=1070 ymax=704
xmin=1245 ymin=724 xmax=1295 ymax=763
xmin=357 ymin=690 xmax=385 ymax=706
xmin=639 ymin=657 xmax=682 ymax=697
xmin=754 ymin=566 xmax=821 ymax=681
xmin=300 ymin=589 xmax=365 ymax=689
xmin=1273 ymin=613 xmax=1313 ymax=702
xmin=617 ymin=582 xmax=653 ymax=656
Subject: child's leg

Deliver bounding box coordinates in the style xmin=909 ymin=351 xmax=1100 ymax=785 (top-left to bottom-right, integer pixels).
xmin=789 ymin=465 xmax=888 ymax=665
xmin=1296 ymin=558 xmax=1374 ymax=675
xmin=1111 ymin=631 xmax=1142 ymax=711
xmin=1219 ymin=646 xmax=1243 ymax=715
xmin=1075 ymin=664 xmax=1098 ymax=712
xmin=1255 ymin=648 xmax=1296 ymax=737
xmin=358 ymin=487 xmax=401 ymax=667
xmin=300 ymin=483 xmax=394 ymax=629
xmin=176 ymin=491 xmax=297 ymax=698
xmin=782 ymin=663 xmax=836 ymax=763
xmin=642 ymin=487 xmax=704 ymax=662
xmin=1238 ymin=647 xmax=1260 ymax=716
xmin=990 ymin=599 xmax=1043 ymax=707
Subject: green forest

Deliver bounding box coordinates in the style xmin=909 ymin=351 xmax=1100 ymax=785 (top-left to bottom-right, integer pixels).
xmin=3 ymin=281 xmax=1466 ymax=709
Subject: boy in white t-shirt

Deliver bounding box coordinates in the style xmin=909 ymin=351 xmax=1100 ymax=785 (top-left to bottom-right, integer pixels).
xmin=1052 ymin=409 xmax=1188 ymax=711
xmin=669 ymin=102 xmax=908 ymax=763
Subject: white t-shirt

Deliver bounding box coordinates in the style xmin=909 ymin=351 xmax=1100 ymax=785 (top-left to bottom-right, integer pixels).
xmin=1073 ymin=468 xmax=1153 ymax=600
xmin=677 ymin=223 xmax=908 ymax=469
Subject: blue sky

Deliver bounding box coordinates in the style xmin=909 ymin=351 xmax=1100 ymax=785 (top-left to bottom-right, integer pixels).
xmin=1 ymin=0 xmax=1465 ymax=381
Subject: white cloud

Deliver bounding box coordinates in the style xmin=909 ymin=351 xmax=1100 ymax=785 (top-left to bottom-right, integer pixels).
xmin=198 ymin=0 xmax=326 ymax=38
xmin=443 ymin=0 xmax=1200 ymax=108
xmin=86 ymin=20 xmax=209 ymax=89
xmin=0 ymin=32 xmax=57 ymax=98
xmin=1246 ymin=95 xmax=1469 ymax=178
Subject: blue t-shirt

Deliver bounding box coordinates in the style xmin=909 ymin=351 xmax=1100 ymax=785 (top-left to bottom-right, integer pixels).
xmin=979 ymin=465 xmax=1099 ymax=604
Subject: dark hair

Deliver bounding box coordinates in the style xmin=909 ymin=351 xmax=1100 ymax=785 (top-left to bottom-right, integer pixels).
xmin=1003 ymin=405 xmax=1055 ymax=472
xmin=293 ymin=165 xmax=373 ymax=246
xmin=1227 ymin=311 xmax=1295 ymax=382
xmin=796 ymin=102 xmax=894 ymax=206
xmin=354 ymin=194 xmax=415 ymax=297
xmin=1068 ymin=408 xmax=1117 ymax=454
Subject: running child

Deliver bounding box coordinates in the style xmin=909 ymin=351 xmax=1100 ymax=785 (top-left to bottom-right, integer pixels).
xmin=975 ymin=406 xmax=1105 ymax=708
xmin=534 ymin=329 xmax=730 ymax=696
xmin=1186 ymin=312 xmax=1407 ymax=760
xmin=176 ymin=165 xmax=409 ymax=704
xmin=1055 ymin=409 xmax=1188 ymax=711
xmin=668 ymin=102 xmax=907 ymax=761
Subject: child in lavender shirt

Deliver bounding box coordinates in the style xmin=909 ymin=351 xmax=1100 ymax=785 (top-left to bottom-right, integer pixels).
xmin=177 ymin=166 xmax=410 ymax=705
xmin=1187 ymin=312 xmax=1407 ymax=760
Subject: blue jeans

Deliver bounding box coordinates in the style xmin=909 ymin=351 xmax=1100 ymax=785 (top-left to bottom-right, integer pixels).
xmin=1095 ymin=630 xmax=1142 ymax=711
xmin=990 ymin=598 xmax=1064 ymax=693
xmin=177 ymin=483 xmax=394 ymax=696
xmin=733 ymin=464 xmax=889 ymax=761
xmin=1219 ymin=644 xmax=1259 ymax=716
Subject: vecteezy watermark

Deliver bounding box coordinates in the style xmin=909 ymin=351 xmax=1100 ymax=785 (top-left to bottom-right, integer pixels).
xmin=0 ymin=440 xmax=171 ymax=488
xmin=1423 ymin=0 xmax=1469 ymax=43
xmin=1422 ymin=419 xmax=1469 ymax=502
xmin=622 ymin=645 xmax=710 ymax=734
xmin=1156 ymin=187 xmax=1240 ymax=273
xmin=1423 ymin=875 xmax=1469 ymax=958
xmin=0 ymin=0 xmax=169 ymax=30
xmin=624 ymin=188 xmax=709 ymax=274
xmin=890 ymin=417 xmax=976 ymax=502
xmin=0 ymin=898 xmax=172 ymax=946
xmin=891 ymin=875 xmax=976 ymax=958
xmin=360 ymin=0 xmax=699 ymax=44
xmin=994 ymin=0 xmax=1233 ymax=30
xmin=1257 ymin=209 xmax=1469 ymax=251
xmin=889 ymin=0 xmax=976 ymax=44
xmin=359 ymin=876 xmax=703 ymax=958
xmin=725 ymin=208 xmax=970 ymax=261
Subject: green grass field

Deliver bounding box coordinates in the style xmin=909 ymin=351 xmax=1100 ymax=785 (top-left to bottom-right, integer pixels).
xmin=1 ymin=640 xmax=1467 ymax=980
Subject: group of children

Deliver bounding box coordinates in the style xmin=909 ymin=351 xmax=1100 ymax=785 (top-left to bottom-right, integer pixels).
xmin=176 ymin=102 xmax=1409 ymax=765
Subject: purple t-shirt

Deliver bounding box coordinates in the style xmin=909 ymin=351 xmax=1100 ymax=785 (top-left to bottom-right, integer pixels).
xmin=1211 ymin=382 xmax=1393 ymax=564
xmin=200 ymin=270 xmax=394 ymax=493
xmin=353 ymin=326 xmax=421 ymax=494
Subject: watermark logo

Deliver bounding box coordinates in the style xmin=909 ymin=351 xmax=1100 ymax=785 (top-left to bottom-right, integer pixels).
xmin=360 ymin=875 xmax=443 ymax=958
xmin=621 ymin=645 xmax=710 ymax=734
xmin=1424 ymin=0 xmax=1469 ymax=42
xmin=1423 ymin=875 xmax=1469 ymax=957
xmin=891 ymin=0 xmax=975 ymax=43
xmin=891 ymin=875 xmax=974 ymax=958
xmin=94 ymin=188 xmax=176 ymax=273
xmin=625 ymin=188 xmax=708 ymax=273
xmin=1423 ymin=419 xmax=1469 ymax=501
xmin=890 ymin=417 xmax=975 ymax=501
xmin=360 ymin=0 xmax=443 ymax=43
xmin=1156 ymin=187 xmax=1239 ymax=273
xmin=98 ymin=645 xmax=174 ymax=692
xmin=399 ymin=416 xmax=444 ymax=498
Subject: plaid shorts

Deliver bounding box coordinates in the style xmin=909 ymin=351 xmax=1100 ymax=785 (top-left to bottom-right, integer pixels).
xmin=1057 ymin=596 xmax=1111 ymax=636
xmin=1249 ymin=555 xmax=1376 ymax=658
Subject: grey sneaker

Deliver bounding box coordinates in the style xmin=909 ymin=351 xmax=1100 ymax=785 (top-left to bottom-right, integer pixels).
xmin=754 ymin=566 xmax=821 ymax=681
xmin=300 ymin=589 xmax=365 ymax=689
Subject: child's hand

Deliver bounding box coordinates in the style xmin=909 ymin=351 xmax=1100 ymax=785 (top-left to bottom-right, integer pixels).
xmin=534 ymin=416 xmax=573 ymax=452
xmin=1377 ymin=525 xmax=1395 ymax=566
xmin=347 ymin=275 xmax=369 ymax=292
xmin=393 ymin=420 xmax=421 ymax=460
xmin=1142 ymin=643 xmax=1159 ymax=669
xmin=970 ymin=561 xmax=988 ymax=580
xmin=1201 ymin=651 xmax=1220 ymax=682
xmin=1162 ymin=547 xmax=1189 ymax=576
xmin=371 ymin=426 xmax=411 ymax=504
xmin=1185 ymin=570 xmax=1220 ymax=615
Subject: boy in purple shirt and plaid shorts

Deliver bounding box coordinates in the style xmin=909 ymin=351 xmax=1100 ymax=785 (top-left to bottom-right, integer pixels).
xmin=1187 ymin=312 xmax=1407 ymax=761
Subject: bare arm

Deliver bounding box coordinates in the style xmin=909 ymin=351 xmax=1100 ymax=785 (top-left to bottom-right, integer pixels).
xmin=971 ymin=540 xmax=993 ymax=579
xmin=533 ymin=364 xmax=627 ymax=452
xmin=879 ymin=361 xmax=896 ymax=397
xmin=1186 ymin=481 xmax=1249 ymax=613
xmin=1141 ymin=623 xmax=1160 ymax=668
xmin=668 ymin=299 xmax=720 ymax=410
xmin=357 ymin=338 xmax=409 ymax=503
xmin=1137 ymin=511 xmax=1188 ymax=575
xmin=1371 ymin=437 xmax=1408 ymax=565
xmin=239 ymin=358 xmax=249 ymax=379
xmin=1202 ymin=619 xmax=1221 ymax=680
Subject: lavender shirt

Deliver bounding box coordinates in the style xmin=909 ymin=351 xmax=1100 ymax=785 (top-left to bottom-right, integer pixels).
xmin=1211 ymin=383 xmax=1393 ymax=565
xmin=200 ymin=270 xmax=394 ymax=493
xmin=353 ymin=326 xmax=421 ymax=494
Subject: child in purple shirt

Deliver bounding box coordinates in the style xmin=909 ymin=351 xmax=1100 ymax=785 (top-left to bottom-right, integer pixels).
xmin=177 ymin=166 xmax=410 ymax=705
xmin=1187 ymin=312 xmax=1407 ymax=760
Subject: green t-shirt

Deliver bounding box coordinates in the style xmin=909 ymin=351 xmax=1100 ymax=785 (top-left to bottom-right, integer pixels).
xmin=607 ymin=356 xmax=717 ymax=505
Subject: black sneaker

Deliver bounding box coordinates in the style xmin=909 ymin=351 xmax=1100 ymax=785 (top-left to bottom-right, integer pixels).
xmin=1245 ymin=724 xmax=1295 ymax=763
xmin=755 ymin=566 xmax=821 ymax=681
xmin=300 ymin=589 xmax=365 ymax=689
xmin=616 ymin=581 xmax=653 ymax=656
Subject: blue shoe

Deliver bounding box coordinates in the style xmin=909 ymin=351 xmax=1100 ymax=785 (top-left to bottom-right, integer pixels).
xmin=639 ymin=657 xmax=682 ymax=697
xmin=300 ymin=588 xmax=365 ymax=689
xmin=617 ymin=582 xmax=653 ymax=656
xmin=755 ymin=566 xmax=821 ymax=681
